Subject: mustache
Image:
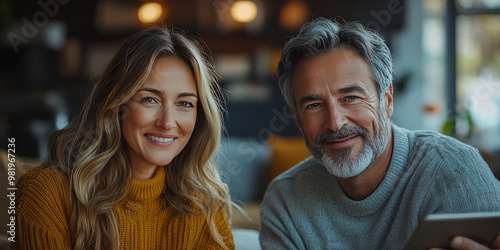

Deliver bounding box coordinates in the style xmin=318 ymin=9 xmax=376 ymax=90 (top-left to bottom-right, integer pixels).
xmin=316 ymin=125 xmax=367 ymax=144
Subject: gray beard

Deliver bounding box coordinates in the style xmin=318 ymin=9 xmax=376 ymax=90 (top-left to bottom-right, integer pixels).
xmin=306 ymin=106 xmax=391 ymax=179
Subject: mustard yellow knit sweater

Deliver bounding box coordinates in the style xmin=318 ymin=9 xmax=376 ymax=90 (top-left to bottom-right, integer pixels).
xmin=12 ymin=166 xmax=234 ymax=249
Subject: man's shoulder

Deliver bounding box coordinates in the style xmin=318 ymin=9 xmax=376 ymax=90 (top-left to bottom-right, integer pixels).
xmin=273 ymin=156 xmax=324 ymax=181
xmin=395 ymin=126 xmax=488 ymax=176
xmin=394 ymin=125 xmax=481 ymax=160
xmin=266 ymin=156 xmax=333 ymax=195
xmin=411 ymin=129 xmax=481 ymax=159
xmin=262 ymin=156 xmax=334 ymax=210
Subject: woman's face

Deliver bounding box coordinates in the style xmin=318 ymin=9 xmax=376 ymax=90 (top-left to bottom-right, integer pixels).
xmin=122 ymin=56 xmax=198 ymax=178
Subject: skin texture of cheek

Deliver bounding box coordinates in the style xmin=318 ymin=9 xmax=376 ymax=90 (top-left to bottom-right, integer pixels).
xmin=122 ymin=103 xmax=147 ymax=167
xmin=348 ymin=93 xmax=383 ymax=134
xmin=356 ymin=105 xmax=379 ymax=133
xmin=124 ymin=103 xmax=149 ymax=146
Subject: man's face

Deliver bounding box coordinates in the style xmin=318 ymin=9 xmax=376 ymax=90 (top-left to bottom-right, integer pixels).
xmin=291 ymin=47 xmax=393 ymax=178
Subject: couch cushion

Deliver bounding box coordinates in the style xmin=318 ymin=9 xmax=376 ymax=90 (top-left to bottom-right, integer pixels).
xmin=218 ymin=137 xmax=271 ymax=203
xmin=266 ymin=135 xmax=310 ymax=187
xmin=233 ymin=228 xmax=261 ymax=250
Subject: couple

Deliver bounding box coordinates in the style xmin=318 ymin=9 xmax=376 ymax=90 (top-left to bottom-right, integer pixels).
xmin=13 ymin=18 xmax=500 ymax=249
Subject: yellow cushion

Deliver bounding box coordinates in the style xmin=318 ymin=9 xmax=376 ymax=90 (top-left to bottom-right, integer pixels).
xmin=266 ymin=135 xmax=310 ymax=186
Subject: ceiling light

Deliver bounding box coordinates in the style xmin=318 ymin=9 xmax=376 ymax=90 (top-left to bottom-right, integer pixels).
xmin=231 ymin=1 xmax=258 ymax=23
xmin=138 ymin=2 xmax=163 ymax=24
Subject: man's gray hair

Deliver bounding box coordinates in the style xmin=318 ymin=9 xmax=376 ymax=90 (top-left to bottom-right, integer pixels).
xmin=277 ymin=17 xmax=393 ymax=112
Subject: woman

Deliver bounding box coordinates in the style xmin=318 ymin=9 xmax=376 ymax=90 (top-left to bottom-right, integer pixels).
xmin=13 ymin=27 xmax=234 ymax=249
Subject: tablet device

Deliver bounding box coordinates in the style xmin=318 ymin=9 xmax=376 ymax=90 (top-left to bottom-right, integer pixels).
xmin=405 ymin=211 xmax=500 ymax=250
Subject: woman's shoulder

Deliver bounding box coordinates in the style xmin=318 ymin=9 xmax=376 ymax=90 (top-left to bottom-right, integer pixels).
xmin=14 ymin=167 xmax=73 ymax=248
xmin=19 ymin=167 xmax=69 ymax=189
xmin=17 ymin=167 xmax=70 ymax=209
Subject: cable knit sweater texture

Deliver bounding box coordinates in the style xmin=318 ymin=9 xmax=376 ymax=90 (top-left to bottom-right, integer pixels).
xmin=12 ymin=166 xmax=234 ymax=249
xmin=260 ymin=124 xmax=500 ymax=249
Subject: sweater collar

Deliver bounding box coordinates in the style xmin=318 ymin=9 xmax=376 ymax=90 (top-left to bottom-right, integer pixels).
xmin=127 ymin=166 xmax=165 ymax=202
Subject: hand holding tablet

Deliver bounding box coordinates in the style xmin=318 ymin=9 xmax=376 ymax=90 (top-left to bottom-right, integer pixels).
xmin=405 ymin=212 xmax=500 ymax=250
xmin=439 ymin=235 xmax=500 ymax=250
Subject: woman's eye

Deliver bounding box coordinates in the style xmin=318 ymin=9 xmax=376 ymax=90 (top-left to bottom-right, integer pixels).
xmin=177 ymin=101 xmax=195 ymax=109
xmin=140 ymin=97 xmax=157 ymax=104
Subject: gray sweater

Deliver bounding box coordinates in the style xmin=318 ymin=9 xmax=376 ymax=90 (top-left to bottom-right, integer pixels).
xmin=260 ymin=125 xmax=500 ymax=249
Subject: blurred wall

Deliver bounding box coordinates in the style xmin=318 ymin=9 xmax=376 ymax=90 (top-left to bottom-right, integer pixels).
xmin=391 ymin=0 xmax=424 ymax=130
xmin=0 ymin=0 xmax=422 ymax=159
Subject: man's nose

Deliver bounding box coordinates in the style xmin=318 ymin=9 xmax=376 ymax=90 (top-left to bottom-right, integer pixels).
xmin=325 ymin=103 xmax=347 ymax=132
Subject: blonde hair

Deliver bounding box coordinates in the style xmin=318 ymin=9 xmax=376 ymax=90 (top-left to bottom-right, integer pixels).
xmin=42 ymin=27 xmax=232 ymax=249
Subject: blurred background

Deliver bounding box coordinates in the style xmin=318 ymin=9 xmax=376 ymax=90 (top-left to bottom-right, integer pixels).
xmin=1 ymin=0 xmax=500 ymax=240
xmin=0 ymin=0 xmax=499 ymax=187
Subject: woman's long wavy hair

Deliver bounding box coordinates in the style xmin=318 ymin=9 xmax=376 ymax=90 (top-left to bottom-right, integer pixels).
xmin=41 ymin=27 xmax=232 ymax=249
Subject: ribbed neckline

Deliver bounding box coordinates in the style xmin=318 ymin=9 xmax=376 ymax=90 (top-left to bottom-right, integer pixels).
xmin=330 ymin=124 xmax=411 ymax=216
xmin=127 ymin=166 xmax=165 ymax=202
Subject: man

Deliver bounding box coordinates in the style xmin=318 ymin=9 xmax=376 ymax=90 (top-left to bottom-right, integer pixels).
xmin=260 ymin=18 xmax=500 ymax=249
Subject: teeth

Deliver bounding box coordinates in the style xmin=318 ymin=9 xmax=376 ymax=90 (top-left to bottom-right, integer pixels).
xmin=147 ymin=134 xmax=174 ymax=143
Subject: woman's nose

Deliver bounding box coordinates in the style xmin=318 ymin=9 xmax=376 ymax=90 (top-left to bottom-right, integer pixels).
xmin=156 ymin=106 xmax=177 ymax=130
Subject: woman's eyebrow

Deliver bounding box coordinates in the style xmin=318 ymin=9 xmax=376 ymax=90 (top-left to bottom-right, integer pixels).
xmin=178 ymin=93 xmax=198 ymax=99
xmin=137 ymin=88 xmax=198 ymax=99
xmin=137 ymin=88 xmax=162 ymax=95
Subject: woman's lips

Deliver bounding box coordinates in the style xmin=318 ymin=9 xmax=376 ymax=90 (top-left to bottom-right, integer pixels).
xmin=145 ymin=133 xmax=176 ymax=146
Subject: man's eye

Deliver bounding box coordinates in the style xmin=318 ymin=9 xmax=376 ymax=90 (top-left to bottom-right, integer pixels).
xmin=345 ymin=96 xmax=359 ymax=101
xmin=305 ymin=103 xmax=320 ymax=109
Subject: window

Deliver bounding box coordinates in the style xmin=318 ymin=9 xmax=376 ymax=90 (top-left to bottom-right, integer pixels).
xmin=456 ymin=1 xmax=500 ymax=151
xmin=423 ymin=0 xmax=500 ymax=152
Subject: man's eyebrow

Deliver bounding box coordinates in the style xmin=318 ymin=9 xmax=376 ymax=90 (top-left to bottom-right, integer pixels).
xmin=297 ymin=85 xmax=368 ymax=107
xmin=336 ymin=84 xmax=368 ymax=95
xmin=298 ymin=94 xmax=321 ymax=107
